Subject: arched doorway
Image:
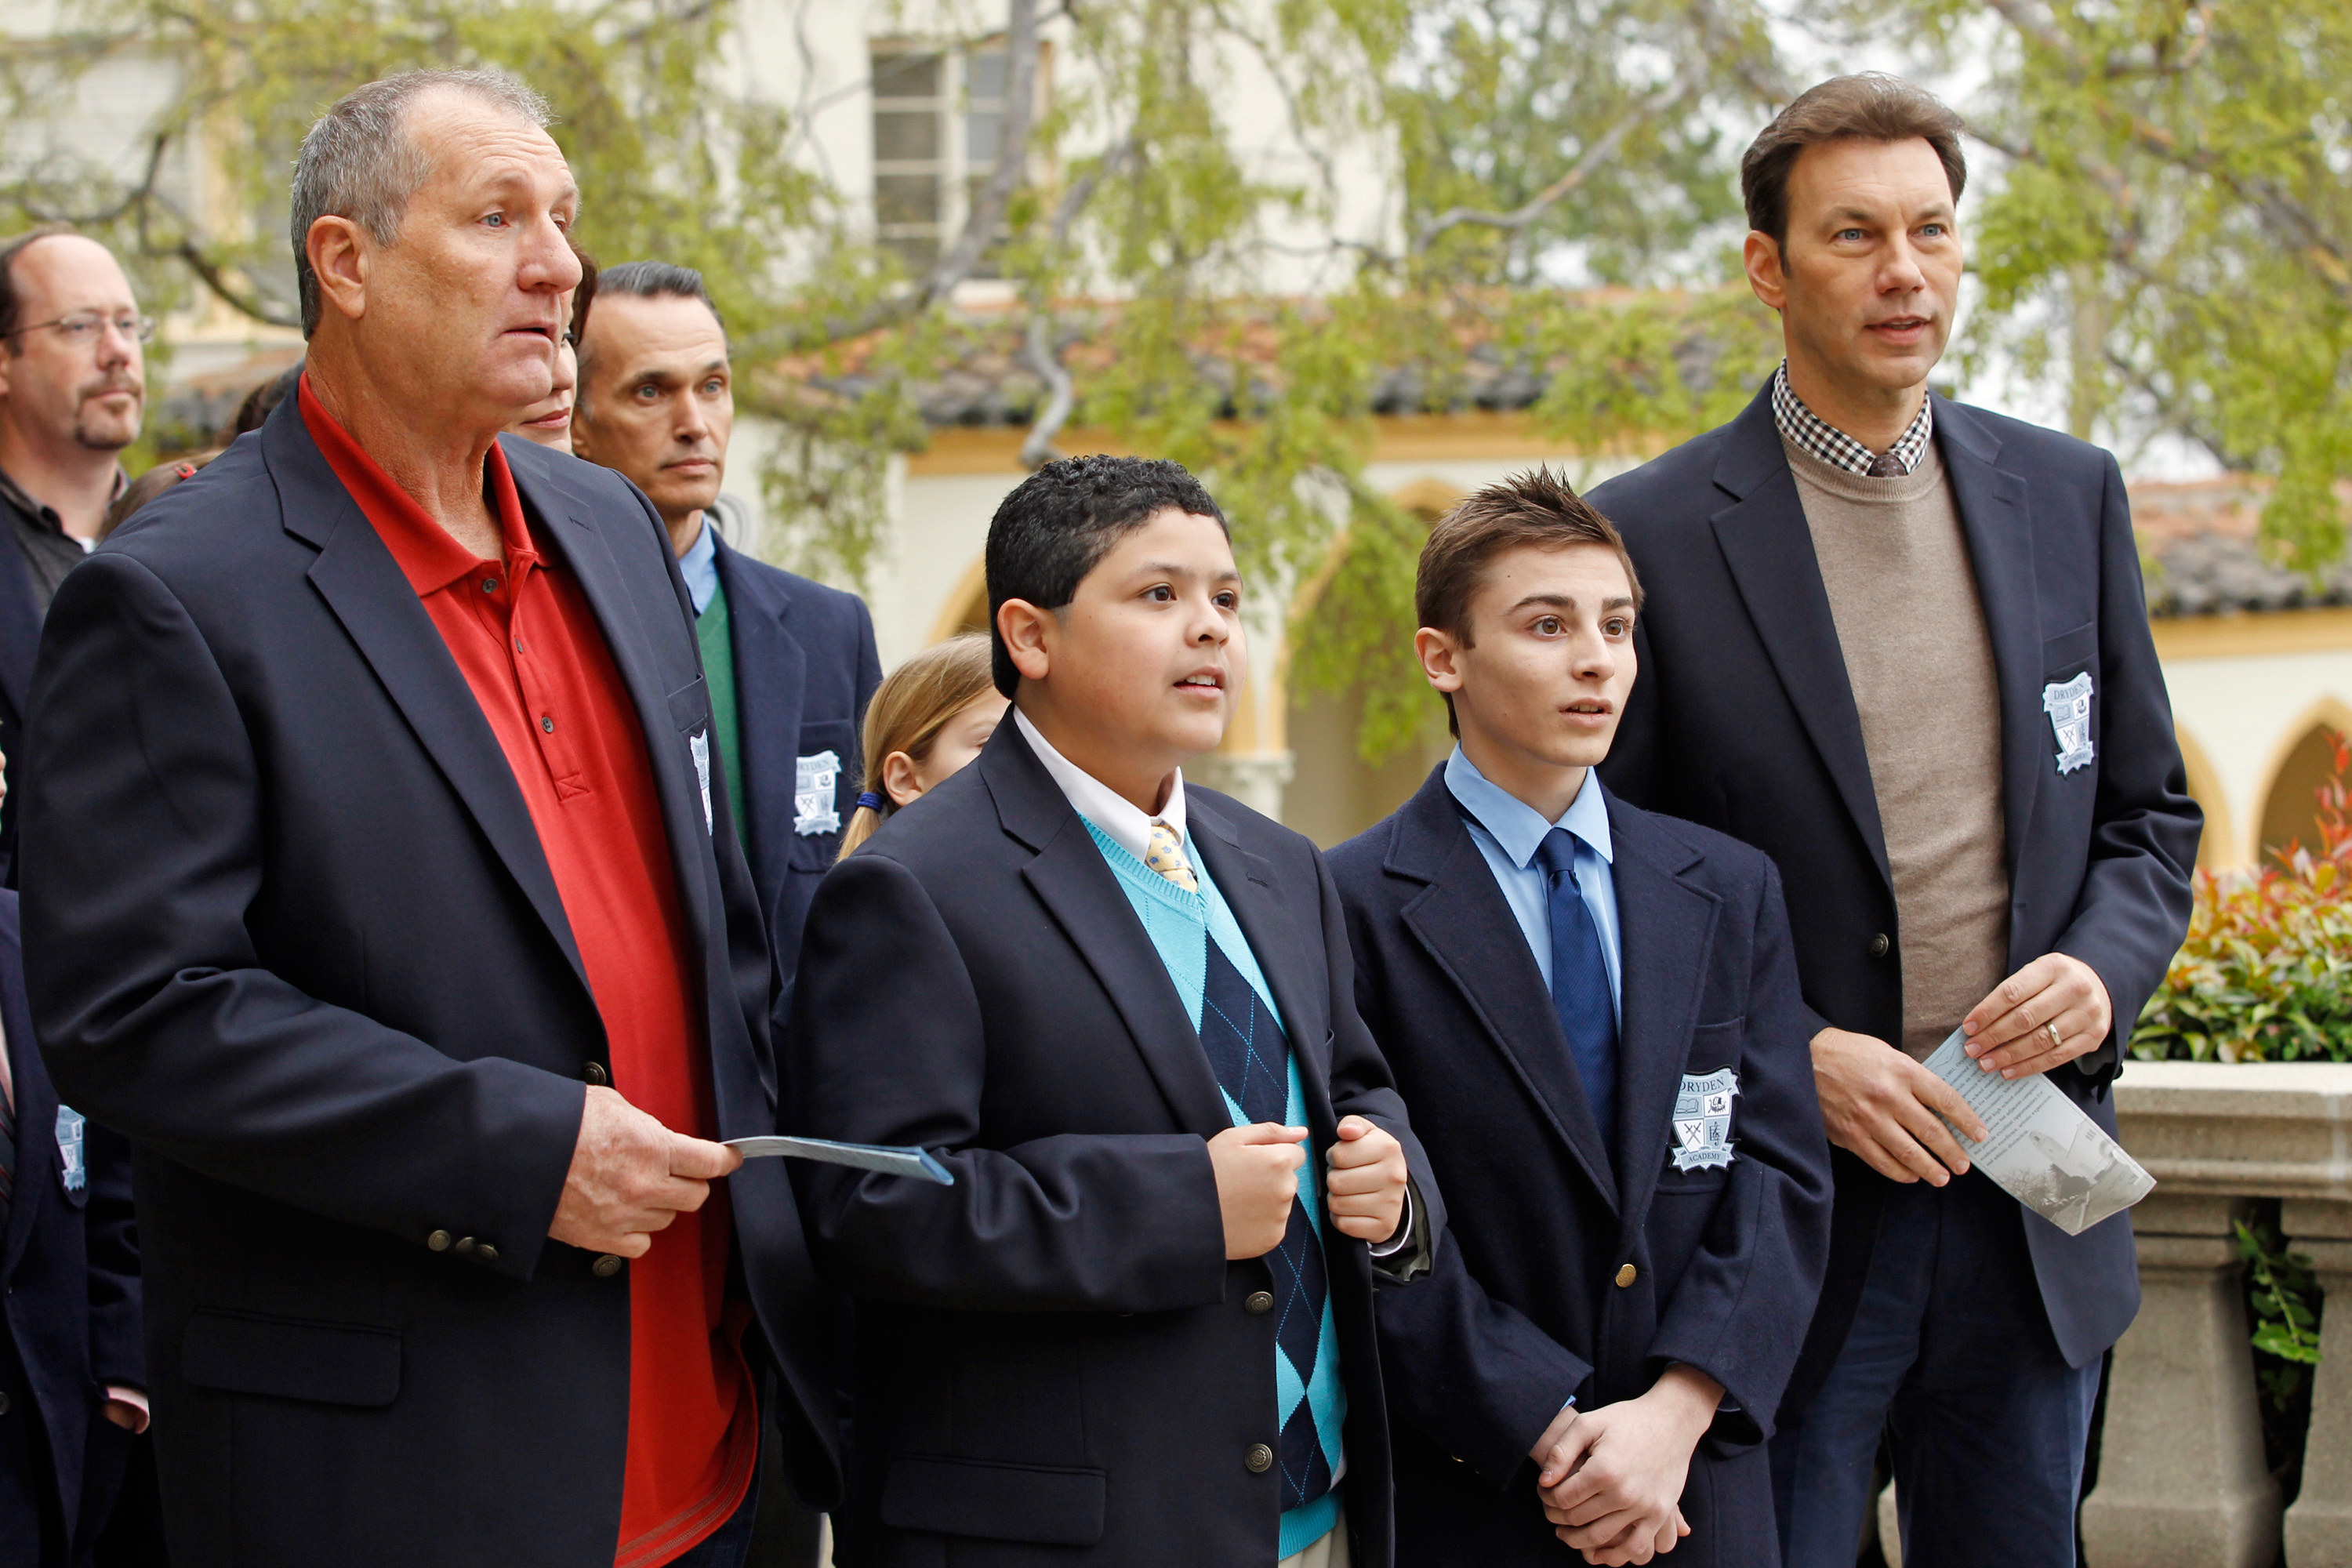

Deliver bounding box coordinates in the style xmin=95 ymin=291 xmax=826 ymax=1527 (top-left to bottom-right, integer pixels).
xmin=2173 ymin=725 xmax=2238 ymax=872
xmin=2257 ymin=701 xmax=2352 ymax=867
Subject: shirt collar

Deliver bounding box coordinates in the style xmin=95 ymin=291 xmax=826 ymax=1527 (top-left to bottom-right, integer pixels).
xmin=1770 ymin=360 xmax=1935 ymax=477
xmin=0 ymin=462 xmax=128 ymax=540
xmin=299 ymin=372 xmax=537 ymax=594
xmin=679 ymin=514 xmax=719 ymax=615
xmin=1444 ymin=744 xmax=1613 ymax=871
xmin=1013 ymin=706 xmax=1186 ymax=864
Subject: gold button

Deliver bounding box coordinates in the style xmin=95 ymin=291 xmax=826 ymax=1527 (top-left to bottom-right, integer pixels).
xmin=454 ymin=1236 xmax=477 ymax=1256
xmin=1614 ymin=1263 xmax=1637 ymax=1288
xmin=426 ymin=1229 xmax=452 ymax=1252
xmin=593 ymin=1254 xmax=623 ymax=1278
xmin=1244 ymin=1443 xmax=1275 ymax=1474
xmin=583 ymin=1062 xmax=609 ymax=1086
xmin=1244 ymin=1290 xmax=1275 ymax=1314
xmin=477 ymin=1244 xmax=499 ymax=1263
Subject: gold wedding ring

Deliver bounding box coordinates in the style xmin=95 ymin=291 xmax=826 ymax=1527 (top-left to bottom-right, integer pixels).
xmin=2045 ymin=1021 xmax=2063 ymax=1051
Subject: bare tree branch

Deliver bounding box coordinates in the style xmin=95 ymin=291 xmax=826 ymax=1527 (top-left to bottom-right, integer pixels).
xmin=1409 ymin=62 xmax=1701 ymax=256
xmin=925 ymin=0 xmax=1040 ymax=299
xmin=1019 ymin=138 xmax=1135 ymax=469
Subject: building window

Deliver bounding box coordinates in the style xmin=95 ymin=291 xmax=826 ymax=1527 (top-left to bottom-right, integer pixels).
xmin=870 ymin=40 xmax=1014 ymax=278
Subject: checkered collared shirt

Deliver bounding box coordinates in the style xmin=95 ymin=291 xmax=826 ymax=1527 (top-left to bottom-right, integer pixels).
xmin=1770 ymin=361 xmax=1934 ymax=477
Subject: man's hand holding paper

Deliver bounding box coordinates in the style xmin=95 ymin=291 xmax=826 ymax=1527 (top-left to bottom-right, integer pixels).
xmin=549 ymin=1084 xmax=742 ymax=1258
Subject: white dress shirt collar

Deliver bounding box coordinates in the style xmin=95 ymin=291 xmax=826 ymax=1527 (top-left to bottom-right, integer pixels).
xmin=1014 ymin=706 xmax=1187 ymax=862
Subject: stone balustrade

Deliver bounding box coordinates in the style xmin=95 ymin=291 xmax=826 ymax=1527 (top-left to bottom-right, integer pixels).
xmin=2082 ymin=1062 xmax=2352 ymax=1568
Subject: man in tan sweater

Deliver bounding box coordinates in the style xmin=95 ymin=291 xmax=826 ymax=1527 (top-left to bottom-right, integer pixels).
xmin=1590 ymin=74 xmax=2200 ymax=1568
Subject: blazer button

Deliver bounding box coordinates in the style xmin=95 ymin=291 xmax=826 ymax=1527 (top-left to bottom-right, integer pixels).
xmin=477 ymin=1244 xmax=499 ymax=1263
xmin=1868 ymin=932 xmax=1891 ymax=959
xmin=454 ymin=1236 xmax=478 ymax=1256
xmin=583 ymin=1062 xmax=610 ymax=1086
xmin=1615 ymin=1263 xmax=1637 ymax=1288
xmin=1245 ymin=1443 xmax=1275 ymax=1474
xmin=427 ymin=1229 xmax=453 ymax=1252
xmin=593 ymin=1254 xmax=624 ymax=1278
xmin=1245 ymin=1290 xmax=1275 ymax=1314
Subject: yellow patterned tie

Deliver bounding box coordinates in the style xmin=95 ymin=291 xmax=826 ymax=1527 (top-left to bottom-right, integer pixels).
xmin=1145 ymin=821 xmax=1199 ymax=892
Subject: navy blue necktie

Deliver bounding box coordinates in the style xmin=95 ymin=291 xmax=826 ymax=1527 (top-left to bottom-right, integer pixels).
xmin=1534 ymin=828 xmax=1619 ymax=1156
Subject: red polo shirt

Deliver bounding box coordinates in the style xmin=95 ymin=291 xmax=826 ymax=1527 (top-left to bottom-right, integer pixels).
xmin=301 ymin=380 xmax=756 ymax=1566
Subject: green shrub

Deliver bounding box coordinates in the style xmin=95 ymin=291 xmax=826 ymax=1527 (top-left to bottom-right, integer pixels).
xmin=2132 ymin=732 xmax=2352 ymax=1063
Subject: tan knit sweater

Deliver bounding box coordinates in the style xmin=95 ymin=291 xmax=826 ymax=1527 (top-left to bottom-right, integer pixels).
xmin=1786 ymin=439 xmax=2012 ymax=1058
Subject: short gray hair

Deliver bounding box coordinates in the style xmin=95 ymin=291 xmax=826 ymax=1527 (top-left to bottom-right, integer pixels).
xmin=289 ymin=69 xmax=553 ymax=338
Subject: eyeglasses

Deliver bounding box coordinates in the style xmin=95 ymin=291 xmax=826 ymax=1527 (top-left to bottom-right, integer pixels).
xmin=1 ymin=311 xmax=156 ymax=347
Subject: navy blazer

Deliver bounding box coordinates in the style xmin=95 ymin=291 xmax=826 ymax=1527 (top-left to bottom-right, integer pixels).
xmin=708 ymin=533 xmax=880 ymax=1032
xmin=1330 ymin=770 xmax=1831 ymax=1568
xmin=0 ymin=889 xmax=143 ymax=1566
xmin=16 ymin=401 xmax=838 ymax=1566
xmin=785 ymin=717 xmax=1441 ymax=1568
xmin=1589 ymin=381 xmax=2200 ymax=1399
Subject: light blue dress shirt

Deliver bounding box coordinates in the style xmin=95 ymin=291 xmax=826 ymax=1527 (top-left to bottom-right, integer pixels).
xmin=679 ymin=515 xmax=719 ymax=615
xmin=1444 ymin=746 xmax=1622 ymax=1021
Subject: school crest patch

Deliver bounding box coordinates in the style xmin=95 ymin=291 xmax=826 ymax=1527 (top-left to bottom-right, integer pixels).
xmin=2042 ymin=673 xmax=2095 ymax=775
xmin=1671 ymin=1068 xmax=1739 ymax=1171
xmin=794 ymin=750 xmax=843 ymax=836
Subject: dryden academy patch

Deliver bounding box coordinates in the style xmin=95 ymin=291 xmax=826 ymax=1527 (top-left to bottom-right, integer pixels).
xmin=1671 ymin=1069 xmax=1738 ymax=1171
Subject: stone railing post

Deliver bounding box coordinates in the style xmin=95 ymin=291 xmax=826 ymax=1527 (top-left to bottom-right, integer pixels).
xmin=2081 ymin=1191 xmax=2280 ymax=1568
xmin=2285 ymin=1198 xmax=2352 ymax=1565
xmin=2091 ymin=1062 xmax=2352 ymax=1568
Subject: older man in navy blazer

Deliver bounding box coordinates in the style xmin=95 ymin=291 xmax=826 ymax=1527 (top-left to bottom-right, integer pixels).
xmin=18 ymin=71 xmax=837 ymax=1566
xmin=1331 ymin=472 xmax=1831 ymax=1566
xmin=1589 ymin=76 xmax=2199 ymax=1568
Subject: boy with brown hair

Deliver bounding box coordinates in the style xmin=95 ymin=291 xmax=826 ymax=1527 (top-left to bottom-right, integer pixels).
xmin=1329 ymin=468 xmax=1832 ymax=1566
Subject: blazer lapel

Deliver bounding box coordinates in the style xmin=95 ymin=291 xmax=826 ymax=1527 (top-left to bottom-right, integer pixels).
xmin=269 ymin=412 xmax=590 ymax=996
xmin=528 ymin=458 xmax=719 ymax=978
xmin=1935 ymin=398 xmax=2045 ymax=891
xmin=0 ymin=530 xmax=42 ymax=724
xmin=714 ymin=536 xmax=806 ymax=900
xmin=1388 ymin=769 xmax=1617 ymax=1210
xmin=985 ymin=726 xmax=1232 ymax=1138
xmin=1706 ymin=383 xmax=1891 ymax=887
xmin=1189 ymin=802 xmax=1331 ymax=1096
xmin=1603 ymin=798 xmax=1721 ymax=1223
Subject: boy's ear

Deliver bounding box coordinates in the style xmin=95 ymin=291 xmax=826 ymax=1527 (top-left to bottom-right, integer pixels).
xmin=996 ymin=597 xmax=1056 ymax=685
xmin=1414 ymin=626 xmax=1465 ymax=697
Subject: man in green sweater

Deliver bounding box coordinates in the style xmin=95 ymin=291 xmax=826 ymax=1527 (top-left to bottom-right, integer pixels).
xmin=571 ymin=260 xmax=882 ymax=1568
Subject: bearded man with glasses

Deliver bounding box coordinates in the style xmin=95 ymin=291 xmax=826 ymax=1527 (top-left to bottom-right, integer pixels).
xmin=0 ymin=228 xmax=151 ymax=873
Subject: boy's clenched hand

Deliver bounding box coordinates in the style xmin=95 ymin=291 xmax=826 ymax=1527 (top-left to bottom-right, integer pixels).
xmin=1208 ymin=1123 xmax=1307 ymax=1258
xmin=1325 ymin=1115 xmax=1408 ymax=1243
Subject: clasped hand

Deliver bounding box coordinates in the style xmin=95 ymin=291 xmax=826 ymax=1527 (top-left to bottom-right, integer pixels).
xmin=1207 ymin=1116 xmax=1407 ymax=1259
xmin=1529 ymin=1365 xmax=1721 ymax=1565
xmin=549 ymin=1085 xmax=742 ymax=1257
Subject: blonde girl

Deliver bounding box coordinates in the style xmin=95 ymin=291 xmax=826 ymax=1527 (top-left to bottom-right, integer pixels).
xmin=837 ymin=633 xmax=1008 ymax=858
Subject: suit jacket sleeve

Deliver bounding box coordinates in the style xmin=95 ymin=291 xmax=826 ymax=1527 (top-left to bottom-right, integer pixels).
xmin=785 ymin=851 xmax=1231 ymax=1313
xmin=2056 ymin=456 xmax=2201 ymax=1080
xmin=1642 ymin=860 xmax=1833 ymax=1443
xmin=82 ymin=1117 xmax=144 ymax=1391
xmin=21 ymin=555 xmax=584 ymax=1283
xmin=1340 ymin=870 xmax=1588 ymax=1487
xmin=1317 ymin=850 xmax=1444 ymax=1250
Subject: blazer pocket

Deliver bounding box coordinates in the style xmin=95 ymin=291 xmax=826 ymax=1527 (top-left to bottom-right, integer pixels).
xmin=666 ymin=675 xmax=713 ymax=735
xmin=880 ymin=1455 xmax=1108 ymax=1546
xmin=182 ymin=1309 xmax=401 ymax=1407
xmin=786 ymin=717 xmax=861 ymax=869
xmin=2042 ymin=620 xmax=2097 ymax=677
